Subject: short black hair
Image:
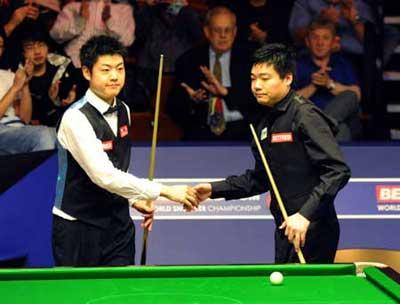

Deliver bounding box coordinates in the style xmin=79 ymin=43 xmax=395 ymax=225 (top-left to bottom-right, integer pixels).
xmin=80 ymin=35 xmax=127 ymax=71
xmin=20 ymin=22 xmax=51 ymax=47
xmin=252 ymin=43 xmax=296 ymax=79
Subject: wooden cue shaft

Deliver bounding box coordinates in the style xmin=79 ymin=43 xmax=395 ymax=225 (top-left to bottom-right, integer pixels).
xmin=249 ymin=124 xmax=306 ymax=264
xmin=140 ymin=54 xmax=164 ymax=265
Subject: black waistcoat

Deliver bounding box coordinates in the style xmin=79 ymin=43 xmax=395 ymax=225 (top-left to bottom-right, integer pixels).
xmin=56 ymin=100 xmax=131 ymax=228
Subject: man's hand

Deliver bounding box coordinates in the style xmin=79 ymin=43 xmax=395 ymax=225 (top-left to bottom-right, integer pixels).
xmin=279 ymin=213 xmax=310 ymax=252
xmin=160 ymin=185 xmax=199 ymax=211
xmin=194 ymin=183 xmax=212 ymax=202
xmin=320 ymin=5 xmax=340 ymax=24
xmin=102 ymin=2 xmax=111 ymax=23
xmin=48 ymin=80 xmax=61 ymax=103
xmin=199 ymin=65 xmax=228 ymax=97
xmin=13 ymin=68 xmax=28 ymax=91
xmin=80 ymin=0 xmax=90 ymax=20
xmin=62 ymin=85 xmax=77 ymax=106
xmin=14 ymin=3 xmax=39 ymax=23
xmin=181 ymin=82 xmax=208 ymax=102
xmin=311 ymin=67 xmax=332 ymax=88
xmin=249 ymin=22 xmax=267 ymax=43
xmin=132 ymin=200 xmax=155 ymax=231
xmin=14 ymin=59 xmax=34 ymax=91
xmin=340 ymin=0 xmax=359 ymax=24
xmin=24 ymin=59 xmax=34 ymax=83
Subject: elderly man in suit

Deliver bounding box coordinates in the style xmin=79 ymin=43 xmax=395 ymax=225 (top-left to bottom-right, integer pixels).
xmin=167 ymin=6 xmax=262 ymax=141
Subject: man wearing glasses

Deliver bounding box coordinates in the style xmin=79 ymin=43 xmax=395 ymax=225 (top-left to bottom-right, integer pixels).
xmin=167 ymin=6 xmax=262 ymax=141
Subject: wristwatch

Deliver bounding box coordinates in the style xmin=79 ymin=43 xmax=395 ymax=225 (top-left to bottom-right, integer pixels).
xmin=352 ymin=14 xmax=361 ymax=25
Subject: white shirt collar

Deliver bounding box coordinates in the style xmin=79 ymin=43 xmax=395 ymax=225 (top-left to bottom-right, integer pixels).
xmin=209 ymin=47 xmax=231 ymax=61
xmin=85 ymin=89 xmax=116 ymax=115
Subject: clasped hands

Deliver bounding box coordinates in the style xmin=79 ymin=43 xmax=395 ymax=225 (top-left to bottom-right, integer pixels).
xmin=132 ymin=183 xmax=213 ymax=231
xmin=311 ymin=66 xmax=334 ymax=90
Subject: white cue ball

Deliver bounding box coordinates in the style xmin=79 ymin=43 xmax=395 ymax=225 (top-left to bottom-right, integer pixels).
xmin=270 ymin=271 xmax=284 ymax=285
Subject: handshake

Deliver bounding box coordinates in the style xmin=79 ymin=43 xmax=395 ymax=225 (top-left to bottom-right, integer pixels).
xmin=131 ymin=183 xmax=212 ymax=230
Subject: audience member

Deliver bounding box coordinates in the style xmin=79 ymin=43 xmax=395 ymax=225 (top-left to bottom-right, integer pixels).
xmin=130 ymin=0 xmax=202 ymax=111
xmin=0 ymin=0 xmax=59 ymax=70
xmin=50 ymin=0 xmax=135 ymax=67
xmin=21 ymin=27 xmax=81 ymax=127
xmin=289 ymin=0 xmax=375 ymax=56
xmin=230 ymin=0 xmax=293 ymax=50
xmin=167 ymin=6 xmax=262 ymax=141
xmin=0 ymin=33 xmax=56 ymax=155
xmin=294 ymin=19 xmax=361 ymax=141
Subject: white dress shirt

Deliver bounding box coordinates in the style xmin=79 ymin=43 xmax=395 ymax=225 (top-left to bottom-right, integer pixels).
xmin=53 ymin=89 xmax=161 ymax=220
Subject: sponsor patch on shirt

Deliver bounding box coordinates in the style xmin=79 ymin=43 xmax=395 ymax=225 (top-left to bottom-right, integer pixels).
xmin=260 ymin=127 xmax=268 ymax=141
xmin=102 ymin=140 xmax=113 ymax=151
xmin=271 ymin=132 xmax=293 ymax=143
xmin=120 ymin=125 xmax=128 ymax=138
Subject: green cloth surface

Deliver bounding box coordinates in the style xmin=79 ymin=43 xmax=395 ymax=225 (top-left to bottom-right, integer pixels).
xmin=0 ymin=264 xmax=398 ymax=303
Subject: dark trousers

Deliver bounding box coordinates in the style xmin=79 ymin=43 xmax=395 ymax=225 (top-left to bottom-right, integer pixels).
xmin=52 ymin=215 xmax=135 ymax=267
xmin=274 ymin=217 xmax=340 ymax=263
xmin=324 ymin=91 xmax=361 ymax=141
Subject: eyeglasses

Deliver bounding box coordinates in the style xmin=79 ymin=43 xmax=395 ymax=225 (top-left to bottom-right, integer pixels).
xmin=209 ymin=26 xmax=235 ymax=35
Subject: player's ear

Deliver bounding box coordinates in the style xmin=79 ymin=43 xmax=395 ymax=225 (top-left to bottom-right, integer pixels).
xmin=284 ymin=73 xmax=293 ymax=86
xmin=82 ymin=66 xmax=91 ymax=81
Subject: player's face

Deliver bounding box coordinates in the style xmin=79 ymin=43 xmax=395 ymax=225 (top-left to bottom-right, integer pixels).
xmin=204 ymin=13 xmax=237 ymax=54
xmin=23 ymin=41 xmax=48 ymax=66
xmin=83 ymin=54 xmax=125 ymax=104
xmin=251 ymin=63 xmax=292 ymax=107
xmin=306 ymin=28 xmax=336 ymax=60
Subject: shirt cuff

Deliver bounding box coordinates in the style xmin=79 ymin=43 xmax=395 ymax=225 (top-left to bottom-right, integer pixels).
xmin=210 ymin=180 xmax=228 ymax=199
xmin=299 ymin=201 xmax=316 ymax=221
xmin=150 ymin=181 xmax=162 ymax=199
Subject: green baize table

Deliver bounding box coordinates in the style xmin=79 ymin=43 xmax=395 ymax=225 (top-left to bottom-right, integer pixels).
xmin=0 ymin=264 xmax=399 ymax=303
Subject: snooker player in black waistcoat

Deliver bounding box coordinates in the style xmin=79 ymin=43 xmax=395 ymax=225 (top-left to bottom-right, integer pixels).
xmin=52 ymin=35 xmax=199 ymax=267
xmin=194 ymin=44 xmax=351 ymax=264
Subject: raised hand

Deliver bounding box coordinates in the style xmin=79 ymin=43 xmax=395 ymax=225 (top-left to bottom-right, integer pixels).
xmin=199 ymin=65 xmax=228 ymax=97
xmin=319 ymin=5 xmax=340 ymax=24
xmin=13 ymin=68 xmax=28 ymax=91
xmin=80 ymin=0 xmax=90 ymax=20
xmin=102 ymin=1 xmax=111 ymax=23
xmin=10 ymin=4 xmax=39 ymax=27
xmin=340 ymin=0 xmax=359 ymax=24
xmin=24 ymin=59 xmax=34 ymax=83
xmin=48 ymin=80 xmax=60 ymax=103
xmin=249 ymin=22 xmax=267 ymax=43
xmin=62 ymin=85 xmax=77 ymax=106
xmin=180 ymin=82 xmax=208 ymax=102
xmin=279 ymin=213 xmax=310 ymax=252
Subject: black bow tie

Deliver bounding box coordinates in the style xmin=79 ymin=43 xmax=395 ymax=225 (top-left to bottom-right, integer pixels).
xmin=103 ymin=104 xmax=120 ymax=115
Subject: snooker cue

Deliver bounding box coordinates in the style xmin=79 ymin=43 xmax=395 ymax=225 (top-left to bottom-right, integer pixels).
xmin=249 ymin=124 xmax=306 ymax=264
xmin=140 ymin=54 xmax=164 ymax=265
